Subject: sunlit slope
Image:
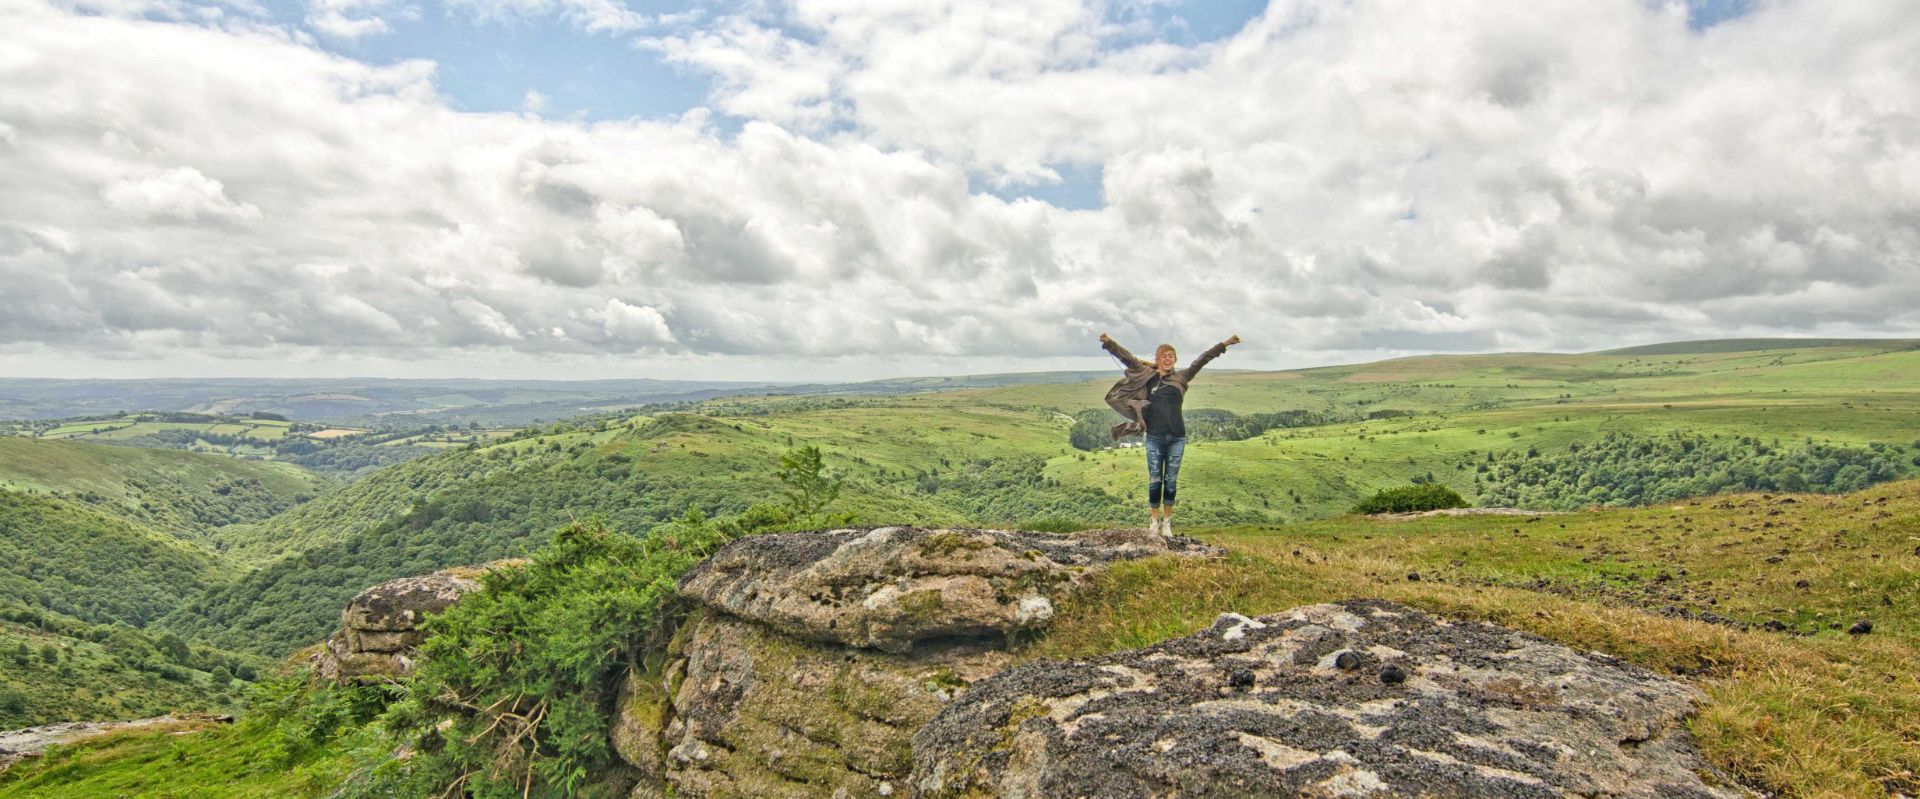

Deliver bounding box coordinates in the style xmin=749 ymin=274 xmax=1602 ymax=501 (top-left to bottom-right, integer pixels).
xmin=166 ymin=410 xmax=1127 ymax=656
xmin=938 ymin=343 xmax=1920 ymax=522
xmin=0 ymin=437 xmax=325 ymax=546
xmin=966 ymin=341 xmax=1920 ymax=414
xmin=210 ymin=403 xmax=1088 ymax=567
xmin=220 ymin=340 xmax=1920 ymax=559
xmin=0 ymin=490 xmax=225 ymax=626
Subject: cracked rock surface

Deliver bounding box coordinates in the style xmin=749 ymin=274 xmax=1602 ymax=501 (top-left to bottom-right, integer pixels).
xmin=910 ymin=599 xmax=1748 ymax=799
xmin=312 ymin=566 xmax=504 ymax=682
xmin=677 ymin=526 xmax=1219 ymax=653
xmin=619 ymin=613 xmax=1014 ymax=799
xmin=621 ymin=526 xmax=1219 ymax=798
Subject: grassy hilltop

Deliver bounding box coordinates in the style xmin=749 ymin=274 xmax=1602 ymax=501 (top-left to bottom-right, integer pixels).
xmin=0 ymin=437 xmax=325 ymax=548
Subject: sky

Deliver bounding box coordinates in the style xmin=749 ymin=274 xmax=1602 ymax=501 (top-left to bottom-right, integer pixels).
xmin=1 ymin=0 xmax=1916 ymax=381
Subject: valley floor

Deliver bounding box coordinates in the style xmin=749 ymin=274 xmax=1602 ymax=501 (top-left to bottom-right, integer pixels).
xmin=5 ymin=479 xmax=1918 ymax=798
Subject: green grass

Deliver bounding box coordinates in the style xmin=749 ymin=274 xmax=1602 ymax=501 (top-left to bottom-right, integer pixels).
xmin=0 ymin=437 xmax=325 ymax=547
xmin=158 ymin=342 xmax=1920 ymax=656
xmin=10 ymin=338 xmax=1918 ymax=795
xmin=0 ymin=617 xmax=249 ymax=730
xmin=38 ymin=416 xmax=294 ymax=444
xmin=0 ymin=715 xmax=377 ymax=799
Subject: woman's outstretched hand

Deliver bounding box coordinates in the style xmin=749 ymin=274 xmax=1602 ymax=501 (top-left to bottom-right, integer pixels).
xmin=1225 ymin=334 xmax=1242 ymax=347
xmin=1099 ymin=332 xmax=1112 ymax=344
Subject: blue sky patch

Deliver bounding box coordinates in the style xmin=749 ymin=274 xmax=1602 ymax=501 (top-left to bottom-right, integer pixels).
xmin=972 ymin=162 xmax=1107 ymax=211
xmin=1683 ymin=0 xmax=1756 ymax=30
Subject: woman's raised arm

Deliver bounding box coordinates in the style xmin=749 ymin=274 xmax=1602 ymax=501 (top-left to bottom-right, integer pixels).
xmin=1100 ymin=333 xmax=1145 ymax=370
xmin=1181 ymin=334 xmax=1239 ymax=380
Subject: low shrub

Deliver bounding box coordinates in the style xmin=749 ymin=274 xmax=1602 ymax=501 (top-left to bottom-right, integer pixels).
xmin=1350 ymin=484 xmax=1468 ymax=515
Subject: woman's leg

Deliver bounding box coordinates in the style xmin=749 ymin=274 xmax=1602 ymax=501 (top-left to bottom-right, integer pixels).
xmin=1144 ymin=433 xmax=1167 ymax=523
xmin=1160 ymin=436 xmax=1187 ymax=525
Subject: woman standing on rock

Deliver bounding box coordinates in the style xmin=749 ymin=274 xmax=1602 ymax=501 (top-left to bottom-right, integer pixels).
xmin=1099 ymin=332 xmax=1241 ymax=536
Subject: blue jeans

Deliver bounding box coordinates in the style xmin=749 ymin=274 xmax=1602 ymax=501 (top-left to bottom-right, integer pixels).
xmin=1144 ymin=433 xmax=1186 ymax=508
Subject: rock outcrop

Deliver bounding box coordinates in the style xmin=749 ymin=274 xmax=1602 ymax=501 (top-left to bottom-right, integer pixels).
xmin=617 ymin=526 xmax=1218 ymax=798
xmin=313 ymin=563 xmax=509 ymax=682
xmin=677 ymin=526 xmax=1213 ymax=654
xmin=910 ymin=599 xmax=1744 ymax=799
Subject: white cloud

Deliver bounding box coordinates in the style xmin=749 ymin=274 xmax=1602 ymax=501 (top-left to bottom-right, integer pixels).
xmin=443 ymin=0 xmax=645 ymax=33
xmin=1 ymin=0 xmax=1918 ymax=379
xmin=450 ymin=298 xmax=524 ymax=341
xmin=308 ymin=9 xmax=390 ymax=38
xmin=101 ymin=167 xmax=262 ymax=223
xmin=593 ymin=298 xmax=675 ymax=346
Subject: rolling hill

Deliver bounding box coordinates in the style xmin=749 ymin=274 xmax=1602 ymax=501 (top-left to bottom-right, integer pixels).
xmin=156 ymin=341 xmax=1920 ymax=658
xmin=0 ymin=437 xmax=326 ymax=550
xmin=0 ymin=491 xmax=224 ymax=627
xmin=0 ymin=492 xmax=268 ymax=729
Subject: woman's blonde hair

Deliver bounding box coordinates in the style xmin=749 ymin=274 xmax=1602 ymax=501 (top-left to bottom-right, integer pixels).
xmin=1155 ymin=344 xmax=1176 ymax=360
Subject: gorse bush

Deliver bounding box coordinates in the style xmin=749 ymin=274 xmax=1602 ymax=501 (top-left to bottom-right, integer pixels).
xmin=245 ymin=674 xmax=393 ymax=769
xmin=382 ymin=515 xmax=735 ymax=798
xmin=354 ymin=446 xmax=824 ymax=796
xmin=1350 ymin=484 xmax=1468 ymax=515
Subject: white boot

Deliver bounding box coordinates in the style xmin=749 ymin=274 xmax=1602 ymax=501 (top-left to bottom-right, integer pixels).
xmin=1161 ymin=518 xmax=1174 ymax=538
xmin=1149 ymin=517 xmax=1164 ymax=535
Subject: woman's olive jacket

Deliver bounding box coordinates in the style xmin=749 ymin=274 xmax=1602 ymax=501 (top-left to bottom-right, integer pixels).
xmin=1101 ymin=338 xmax=1227 ymax=440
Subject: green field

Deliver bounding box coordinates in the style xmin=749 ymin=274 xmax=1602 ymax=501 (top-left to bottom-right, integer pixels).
xmin=38 ymin=416 xmax=295 ymax=444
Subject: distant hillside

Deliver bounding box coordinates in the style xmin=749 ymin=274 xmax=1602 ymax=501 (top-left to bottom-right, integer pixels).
xmin=1597 ymin=338 xmax=1919 ymax=356
xmin=0 ymin=610 xmax=252 ymax=730
xmin=0 ymin=493 xmax=268 ymax=729
xmin=0 ymin=437 xmax=325 ymax=550
xmin=0 ymin=372 xmax=1117 ymax=426
xmin=163 ymin=411 xmax=1130 ymax=655
xmin=0 ymin=491 xmax=224 ymax=627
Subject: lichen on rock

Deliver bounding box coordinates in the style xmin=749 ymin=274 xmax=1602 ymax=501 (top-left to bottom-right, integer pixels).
xmin=676 ymin=526 xmax=1218 ymax=654
xmin=910 ymin=599 xmax=1749 ymax=799
xmin=312 ymin=562 xmax=520 ymax=682
xmin=621 ymin=612 xmax=1011 ymax=799
xmin=617 ymin=526 xmax=1220 ymax=798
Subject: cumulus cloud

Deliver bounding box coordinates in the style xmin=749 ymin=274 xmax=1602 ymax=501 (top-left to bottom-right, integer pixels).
xmin=592 ymin=298 xmax=675 ymax=346
xmin=1 ymin=0 xmax=1917 ymax=379
xmin=101 ymin=166 xmax=262 ymax=224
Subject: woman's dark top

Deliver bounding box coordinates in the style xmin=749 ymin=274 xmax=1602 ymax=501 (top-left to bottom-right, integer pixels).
xmin=1143 ymin=374 xmax=1185 ymax=436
